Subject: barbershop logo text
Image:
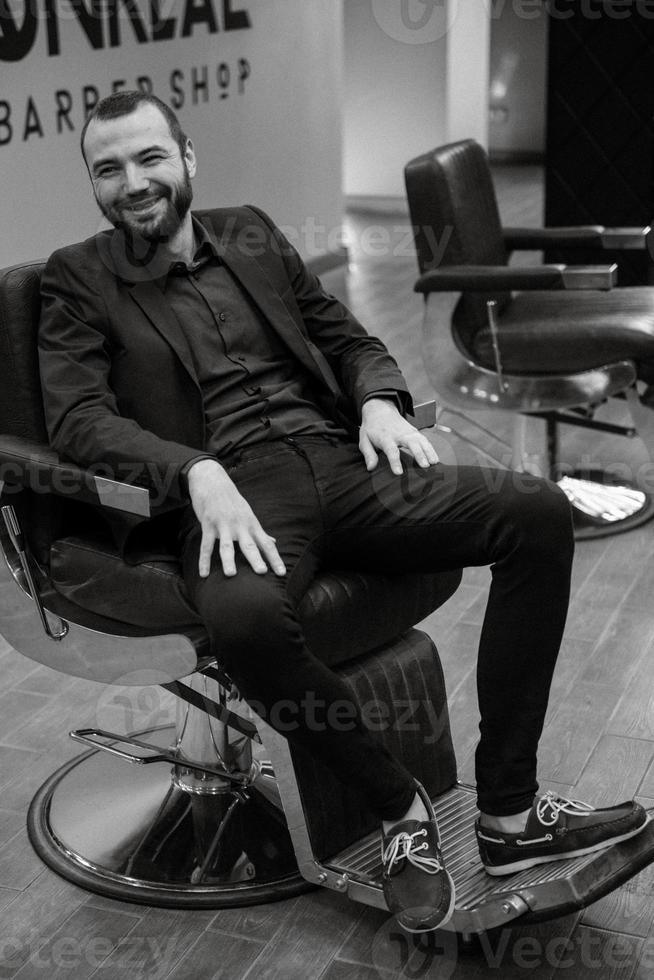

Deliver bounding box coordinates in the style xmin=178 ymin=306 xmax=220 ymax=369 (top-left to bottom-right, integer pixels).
xmin=0 ymin=0 xmax=252 ymax=146
xmin=0 ymin=0 xmax=251 ymax=61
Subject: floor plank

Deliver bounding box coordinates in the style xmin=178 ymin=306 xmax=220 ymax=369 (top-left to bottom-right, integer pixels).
xmin=163 ymin=932 xmax=266 ymax=980
xmin=89 ymin=907 xmax=212 ymax=979
xmin=559 ymin=925 xmax=642 ymax=980
xmin=12 ymin=904 xmax=140 ymax=980
xmin=574 ymin=734 xmax=654 ymax=804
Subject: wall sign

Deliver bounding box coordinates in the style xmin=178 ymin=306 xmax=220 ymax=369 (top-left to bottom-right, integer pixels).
xmin=0 ymin=0 xmax=252 ymax=144
xmin=1 ymin=0 xmax=251 ymax=60
xmin=0 ymin=0 xmax=344 ymax=270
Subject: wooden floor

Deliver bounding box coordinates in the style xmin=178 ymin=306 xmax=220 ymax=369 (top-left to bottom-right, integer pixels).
xmin=3 ymin=168 xmax=654 ymax=978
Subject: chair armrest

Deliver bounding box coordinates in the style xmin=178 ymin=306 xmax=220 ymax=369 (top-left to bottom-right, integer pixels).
xmin=503 ymin=225 xmax=650 ymax=251
xmin=0 ymin=435 xmax=185 ymax=518
xmin=414 ymin=264 xmax=617 ymax=294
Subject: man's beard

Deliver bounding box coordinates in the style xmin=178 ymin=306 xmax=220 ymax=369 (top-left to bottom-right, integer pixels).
xmin=98 ymin=168 xmax=193 ymax=244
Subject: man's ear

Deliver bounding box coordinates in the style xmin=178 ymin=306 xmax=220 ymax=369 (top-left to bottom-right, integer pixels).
xmin=184 ymin=138 xmax=197 ymax=178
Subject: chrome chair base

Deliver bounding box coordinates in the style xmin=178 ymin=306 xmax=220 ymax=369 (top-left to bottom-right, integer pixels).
xmin=27 ymin=726 xmax=311 ymax=908
xmin=557 ymin=468 xmax=654 ymax=540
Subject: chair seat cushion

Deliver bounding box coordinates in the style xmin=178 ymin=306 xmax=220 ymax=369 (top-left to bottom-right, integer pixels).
xmin=49 ymin=534 xmax=461 ymax=668
xmin=471 ymin=286 xmax=654 ymax=375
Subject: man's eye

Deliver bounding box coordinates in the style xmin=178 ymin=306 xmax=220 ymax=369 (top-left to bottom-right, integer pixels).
xmin=143 ymin=155 xmax=164 ymax=165
xmin=95 ymin=167 xmax=118 ymax=179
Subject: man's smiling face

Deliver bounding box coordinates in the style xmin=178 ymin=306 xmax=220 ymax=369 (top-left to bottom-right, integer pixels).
xmin=83 ymin=102 xmax=196 ymax=242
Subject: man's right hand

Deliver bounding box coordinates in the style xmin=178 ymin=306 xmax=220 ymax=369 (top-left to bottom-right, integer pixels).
xmin=186 ymin=458 xmax=286 ymax=579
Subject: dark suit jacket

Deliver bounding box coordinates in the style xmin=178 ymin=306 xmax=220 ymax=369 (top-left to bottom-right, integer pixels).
xmin=38 ymin=206 xmax=413 ymax=554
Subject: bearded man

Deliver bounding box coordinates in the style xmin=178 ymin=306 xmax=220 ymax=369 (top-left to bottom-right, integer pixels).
xmin=37 ymin=92 xmax=649 ymax=934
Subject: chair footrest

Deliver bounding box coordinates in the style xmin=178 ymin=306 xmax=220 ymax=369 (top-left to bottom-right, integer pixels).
xmin=321 ymin=783 xmax=654 ymax=933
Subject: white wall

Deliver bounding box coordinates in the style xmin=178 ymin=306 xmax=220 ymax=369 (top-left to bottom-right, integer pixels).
xmin=0 ymin=0 xmax=344 ymax=267
xmin=343 ymin=0 xmax=490 ymax=200
xmin=446 ymin=0 xmax=490 ymax=147
xmin=343 ymin=0 xmax=447 ymax=200
xmin=489 ymin=0 xmax=548 ymax=157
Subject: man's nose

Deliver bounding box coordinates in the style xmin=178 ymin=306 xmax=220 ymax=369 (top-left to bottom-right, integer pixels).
xmin=123 ymin=164 xmax=149 ymax=195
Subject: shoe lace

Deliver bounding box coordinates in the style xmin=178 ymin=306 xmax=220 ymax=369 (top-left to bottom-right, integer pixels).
xmin=536 ymin=791 xmax=595 ymax=827
xmin=381 ymin=828 xmax=442 ymax=874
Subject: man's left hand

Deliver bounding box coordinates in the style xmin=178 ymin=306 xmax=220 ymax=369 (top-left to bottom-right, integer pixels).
xmin=359 ymin=397 xmax=439 ymax=475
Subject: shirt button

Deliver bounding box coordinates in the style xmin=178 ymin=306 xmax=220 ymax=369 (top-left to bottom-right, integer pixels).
xmin=262 ymin=418 xmax=271 ymax=428
xmin=218 ymin=312 xmax=226 ymax=322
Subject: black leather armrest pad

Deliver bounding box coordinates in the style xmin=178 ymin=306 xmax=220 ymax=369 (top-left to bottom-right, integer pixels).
xmin=504 ymin=225 xmax=649 ymax=251
xmin=415 ymin=265 xmax=566 ymax=293
xmin=0 ymin=434 xmax=184 ymax=517
xmin=503 ymin=225 xmax=605 ymax=250
xmin=415 ymin=264 xmax=617 ymax=293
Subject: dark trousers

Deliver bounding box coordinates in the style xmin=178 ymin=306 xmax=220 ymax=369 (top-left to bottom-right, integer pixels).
xmin=180 ymin=435 xmax=574 ymax=821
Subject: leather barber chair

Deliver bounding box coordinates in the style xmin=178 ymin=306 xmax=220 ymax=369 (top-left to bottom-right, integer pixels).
xmin=405 ymin=139 xmax=654 ymax=539
xmin=1 ymin=259 xmax=653 ymax=935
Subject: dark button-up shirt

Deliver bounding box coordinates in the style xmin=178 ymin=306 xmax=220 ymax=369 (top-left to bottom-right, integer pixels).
xmin=158 ymin=221 xmax=348 ymax=461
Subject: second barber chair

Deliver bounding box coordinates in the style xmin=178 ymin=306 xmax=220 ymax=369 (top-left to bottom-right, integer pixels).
xmin=405 ymin=139 xmax=654 ymax=538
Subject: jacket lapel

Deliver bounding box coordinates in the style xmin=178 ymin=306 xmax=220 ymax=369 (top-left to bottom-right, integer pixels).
xmin=99 ymin=228 xmax=200 ymax=387
xmin=128 ymin=280 xmax=199 ymax=387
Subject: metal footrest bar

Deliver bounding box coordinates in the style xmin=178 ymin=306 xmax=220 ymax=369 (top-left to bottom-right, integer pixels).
xmin=69 ymin=728 xmax=252 ymax=786
xmin=162 ymin=679 xmax=261 ymax=743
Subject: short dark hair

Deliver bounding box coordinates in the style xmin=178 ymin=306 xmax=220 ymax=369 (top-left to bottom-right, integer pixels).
xmin=80 ymin=91 xmax=187 ymax=162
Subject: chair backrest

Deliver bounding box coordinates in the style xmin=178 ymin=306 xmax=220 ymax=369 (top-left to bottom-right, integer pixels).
xmin=404 ymin=139 xmax=510 ymax=351
xmin=0 ymin=261 xmax=70 ymax=564
xmin=0 ymin=261 xmax=47 ymax=443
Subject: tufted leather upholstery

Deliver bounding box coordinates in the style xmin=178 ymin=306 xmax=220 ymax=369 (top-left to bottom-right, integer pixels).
xmin=50 ymin=531 xmax=461 ymax=666
xmin=293 ymin=629 xmax=457 ymax=858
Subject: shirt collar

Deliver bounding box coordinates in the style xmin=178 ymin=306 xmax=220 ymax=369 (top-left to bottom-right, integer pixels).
xmin=191 ymin=216 xmax=221 ymax=264
xmin=161 ymin=217 xmax=221 ymax=285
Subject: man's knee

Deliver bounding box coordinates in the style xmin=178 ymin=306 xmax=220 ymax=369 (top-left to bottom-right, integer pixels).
xmin=195 ymin=574 xmax=291 ymax=654
xmin=498 ymin=474 xmax=574 ymax=563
